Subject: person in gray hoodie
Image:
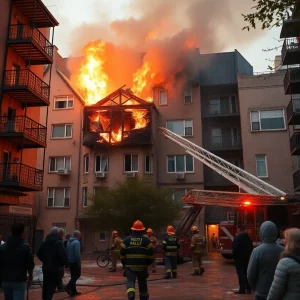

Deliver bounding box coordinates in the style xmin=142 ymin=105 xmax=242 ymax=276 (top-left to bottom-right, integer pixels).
xmin=65 ymin=230 xmax=82 ymax=296
xmin=247 ymin=221 xmax=284 ymax=300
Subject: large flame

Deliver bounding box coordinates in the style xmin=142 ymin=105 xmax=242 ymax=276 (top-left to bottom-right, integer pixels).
xmin=77 ymin=41 xmax=108 ymax=105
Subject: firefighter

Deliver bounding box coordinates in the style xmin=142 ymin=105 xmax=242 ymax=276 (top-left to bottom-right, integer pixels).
xmin=120 ymin=220 xmax=154 ymax=300
xmin=162 ymin=225 xmax=180 ymax=279
xmin=109 ymin=230 xmax=122 ymax=272
xmin=146 ymin=228 xmax=158 ymax=273
xmin=190 ymin=225 xmax=205 ymax=275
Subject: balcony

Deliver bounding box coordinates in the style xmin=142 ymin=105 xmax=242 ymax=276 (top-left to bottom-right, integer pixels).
xmin=204 ymin=167 xmax=233 ymax=187
xmin=0 ymin=163 xmax=43 ymax=191
xmin=206 ymin=136 xmax=242 ymax=151
xmin=7 ymin=25 xmax=53 ymax=65
xmin=290 ymin=132 xmax=300 ymax=155
xmin=284 ymin=68 xmax=300 ymax=95
xmin=2 ymin=70 xmax=50 ymax=106
xmin=202 ymin=103 xmax=240 ymax=118
xmin=0 ymin=116 xmax=46 ymax=148
xmin=293 ymin=169 xmax=300 ymax=190
xmin=287 ymin=97 xmax=300 ymax=125
xmin=280 ymin=18 xmax=300 ymax=39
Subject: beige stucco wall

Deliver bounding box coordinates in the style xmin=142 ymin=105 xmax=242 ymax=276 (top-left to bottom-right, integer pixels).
xmin=238 ymin=72 xmax=296 ymax=193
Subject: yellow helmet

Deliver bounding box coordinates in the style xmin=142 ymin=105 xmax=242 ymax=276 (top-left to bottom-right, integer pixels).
xmin=191 ymin=225 xmax=198 ymax=232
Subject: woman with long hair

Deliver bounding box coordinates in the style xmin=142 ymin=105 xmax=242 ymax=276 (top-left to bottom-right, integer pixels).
xmin=267 ymin=228 xmax=300 ymax=300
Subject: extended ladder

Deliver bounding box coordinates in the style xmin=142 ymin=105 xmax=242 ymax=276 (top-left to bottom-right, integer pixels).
xmin=160 ymin=127 xmax=286 ymax=196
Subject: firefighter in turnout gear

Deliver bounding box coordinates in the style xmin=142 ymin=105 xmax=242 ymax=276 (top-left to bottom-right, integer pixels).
xmin=190 ymin=225 xmax=205 ymax=275
xmin=162 ymin=225 xmax=180 ymax=279
xmin=120 ymin=220 xmax=154 ymax=300
xmin=146 ymin=228 xmax=158 ymax=273
xmin=110 ymin=230 xmax=122 ymax=272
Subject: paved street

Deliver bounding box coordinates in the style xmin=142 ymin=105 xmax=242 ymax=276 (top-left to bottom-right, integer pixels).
xmin=1 ymin=253 xmax=255 ymax=300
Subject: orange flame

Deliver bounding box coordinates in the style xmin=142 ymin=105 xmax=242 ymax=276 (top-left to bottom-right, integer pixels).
xmin=145 ymin=30 xmax=158 ymax=42
xmin=78 ymin=41 xmax=108 ymax=105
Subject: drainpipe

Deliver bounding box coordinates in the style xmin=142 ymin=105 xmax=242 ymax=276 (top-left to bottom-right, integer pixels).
xmin=75 ymin=104 xmax=83 ymax=230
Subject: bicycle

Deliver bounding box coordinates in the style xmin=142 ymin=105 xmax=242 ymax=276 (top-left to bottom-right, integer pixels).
xmin=97 ymin=248 xmax=112 ymax=268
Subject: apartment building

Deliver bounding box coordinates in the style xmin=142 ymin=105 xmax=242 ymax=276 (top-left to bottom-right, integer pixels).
xmin=280 ymin=3 xmax=300 ymax=191
xmin=0 ymin=0 xmax=58 ymax=247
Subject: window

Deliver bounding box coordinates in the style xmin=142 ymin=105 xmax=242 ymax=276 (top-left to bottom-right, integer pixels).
xmin=159 ymin=89 xmax=167 ymax=105
xmin=47 ymin=188 xmax=70 ymax=207
xmin=84 ymin=154 xmax=89 ymax=173
xmin=250 ymin=110 xmax=285 ymax=131
xmin=209 ymin=96 xmax=237 ymax=115
xmin=95 ymin=155 xmax=109 ymax=172
xmin=82 ymin=187 xmax=88 ymax=207
xmin=173 ymin=189 xmax=188 ymax=204
xmin=51 ymin=124 xmax=72 ymax=138
xmin=256 ymin=155 xmax=268 ymax=178
xmin=145 ymin=155 xmax=153 ymax=173
xmin=167 ymin=155 xmax=194 ymax=173
xmin=99 ymin=232 xmax=106 ymax=241
xmin=184 ymin=89 xmax=192 ymax=104
xmin=49 ymin=156 xmax=71 ymax=172
xmin=52 ymin=223 xmax=66 ymax=231
xmin=166 ymin=120 xmax=193 ymax=136
xmin=124 ymin=154 xmax=138 ymax=172
xmin=54 ymin=96 xmax=74 ymax=110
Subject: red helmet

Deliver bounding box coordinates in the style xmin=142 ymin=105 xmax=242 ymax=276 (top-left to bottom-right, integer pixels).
xmin=112 ymin=230 xmax=118 ymax=235
xmin=131 ymin=220 xmax=145 ymax=231
xmin=167 ymin=225 xmax=175 ymax=234
xmin=146 ymin=228 xmax=153 ymax=234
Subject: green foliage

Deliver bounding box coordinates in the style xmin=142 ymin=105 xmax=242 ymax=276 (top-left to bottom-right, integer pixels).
xmin=85 ymin=177 xmax=182 ymax=235
xmin=242 ymin=0 xmax=297 ymax=31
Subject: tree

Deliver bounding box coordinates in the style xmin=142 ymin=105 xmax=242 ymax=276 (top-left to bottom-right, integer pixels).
xmin=243 ymin=0 xmax=298 ymax=31
xmin=85 ymin=177 xmax=182 ymax=235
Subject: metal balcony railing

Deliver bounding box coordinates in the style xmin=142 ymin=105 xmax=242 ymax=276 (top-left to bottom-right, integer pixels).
xmin=203 ymin=104 xmax=239 ymax=117
xmin=8 ymin=24 xmax=53 ymax=58
xmin=287 ymin=97 xmax=300 ymax=123
xmin=282 ymin=37 xmax=300 ymax=57
xmin=290 ymin=132 xmax=300 ymax=154
xmin=0 ymin=116 xmax=46 ymax=143
xmin=207 ymin=136 xmax=242 ymax=150
xmin=3 ymin=69 xmax=50 ymax=100
xmin=284 ymin=68 xmax=300 ymax=93
xmin=293 ymin=169 xmax=300 ymax=189
xmin=0 ymin=163 xmax=43 ymax=190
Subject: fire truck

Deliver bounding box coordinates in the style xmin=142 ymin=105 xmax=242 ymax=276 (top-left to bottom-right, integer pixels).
xmin=156 ymin=128 xmax=300 ymax=261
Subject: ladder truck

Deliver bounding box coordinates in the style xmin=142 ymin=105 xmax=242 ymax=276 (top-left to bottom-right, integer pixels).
xmin=159 ymin=128 xmax=300 ymax=260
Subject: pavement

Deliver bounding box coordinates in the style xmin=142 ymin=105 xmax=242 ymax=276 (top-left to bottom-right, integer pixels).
xmin=1 ymin=252 xmax=255 ymax=300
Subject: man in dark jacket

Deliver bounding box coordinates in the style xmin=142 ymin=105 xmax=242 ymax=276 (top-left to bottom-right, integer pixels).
xmin=232 ymin=224 xmax=253 ymax=294
xmin=0 ymin=223 xmax=34 ymax=299
xmin=37 ymin=227 xmax=68 ymax=300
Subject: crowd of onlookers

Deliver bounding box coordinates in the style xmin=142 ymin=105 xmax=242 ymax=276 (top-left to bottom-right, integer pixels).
xmin=232 ymin=222 xmax=300 ymax=300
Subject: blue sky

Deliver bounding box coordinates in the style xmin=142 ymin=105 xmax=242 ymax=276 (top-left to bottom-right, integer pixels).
xmin=44 ymin=0 xmax=282 ymax=72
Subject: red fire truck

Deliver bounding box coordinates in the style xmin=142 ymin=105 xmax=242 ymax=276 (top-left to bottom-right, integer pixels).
xmin=157 ymin=128 xmax=300 ymax=261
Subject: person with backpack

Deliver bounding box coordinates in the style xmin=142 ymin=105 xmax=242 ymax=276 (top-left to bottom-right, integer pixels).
xmin=267 ymin=228 xmax=300 ymax=300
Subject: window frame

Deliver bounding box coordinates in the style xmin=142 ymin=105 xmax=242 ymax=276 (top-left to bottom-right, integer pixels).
xmin=47 ymin=188 xmax=70 ymax=208
xmin=184 ymin=89 xmax=192 ymax=104
xmin=82 ymin=187 xmax=88 ymax=207
xmin=166 ymin=120 xmax=193 ymax=137
xmin=158 ymin=89 xmax=168 ymax=106
xmin=255 ymin=155 xmax=268 ymax=178
xmin=99 ymin=232 xmax=106 ymax=241
xmin=145 ymin=154 xmax=153 ymax=174
xmin=250 ymin=109 xmax=286 ymax=132
xmin=83 ymin=154 xmax=89 ymax=174
xmin=166 ymin=155 xmax=194 ymax=173
xmin=48 ymin=156 xmax=71 ymax=173
xmin=124 ymin=154 xmax=139 ymax=173
xmin=54 ymin=95 xmax=74 ymax=110
xmin=94 ymin=155 xmax=109 ymax=173
xmin=51 ymin=124 xmax=73 ymax=139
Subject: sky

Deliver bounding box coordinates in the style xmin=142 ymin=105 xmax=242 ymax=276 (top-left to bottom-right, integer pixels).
xmin=44 ymin=0 xmax=282 ymax=73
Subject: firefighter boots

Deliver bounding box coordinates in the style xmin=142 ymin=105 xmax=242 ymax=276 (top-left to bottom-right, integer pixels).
xmin=200 ymin=267 xmax=205 ymax=275
xmin=163 ymin=272 xmax=171 ymax=279
xmin=191 ymin=270 xmax=200 ymax=275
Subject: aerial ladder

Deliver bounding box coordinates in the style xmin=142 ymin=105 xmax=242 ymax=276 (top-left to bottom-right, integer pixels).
xmin=159 ymin=127 xmax=287 ymax=237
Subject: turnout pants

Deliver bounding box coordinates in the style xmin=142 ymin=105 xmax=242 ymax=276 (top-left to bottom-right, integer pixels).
xmin=67 ymin=262 xmax=81 ymax=295
xmin=164 ymin=255 xmax=177 ymax=278
xmin=191 ymin=252 xmax=204 ymax=273
xmin=235 ymin=260 xmax=251 ymax=292
xmin=126 ymin=268 xmax=149 ymax=300
xmin=112 ymin=250 xmax=120 ymax=270
xmin=42 ymin=269 xmax=60 ymax=300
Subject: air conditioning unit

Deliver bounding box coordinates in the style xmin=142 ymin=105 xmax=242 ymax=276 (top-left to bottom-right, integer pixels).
xmin=126 ymin=172 xmax=136 ymax=178
xmin=57 ymin=169 xmax=70 ymax=176
xmin=176 ymin=173 xmax=185 ymax=180
xmin=95 ymin=171 xmax=106 ymax=178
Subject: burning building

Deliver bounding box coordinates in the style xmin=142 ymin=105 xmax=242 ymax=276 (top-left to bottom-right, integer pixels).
xmin=83 ymin=87 xmax=156 ymax=148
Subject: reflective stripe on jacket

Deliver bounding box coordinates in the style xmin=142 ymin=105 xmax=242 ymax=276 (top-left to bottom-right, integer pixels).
xmin=190 ymin=234 xmax=205 ymax=254
xmin=162 ymin=234 xmax=179 ymax=257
